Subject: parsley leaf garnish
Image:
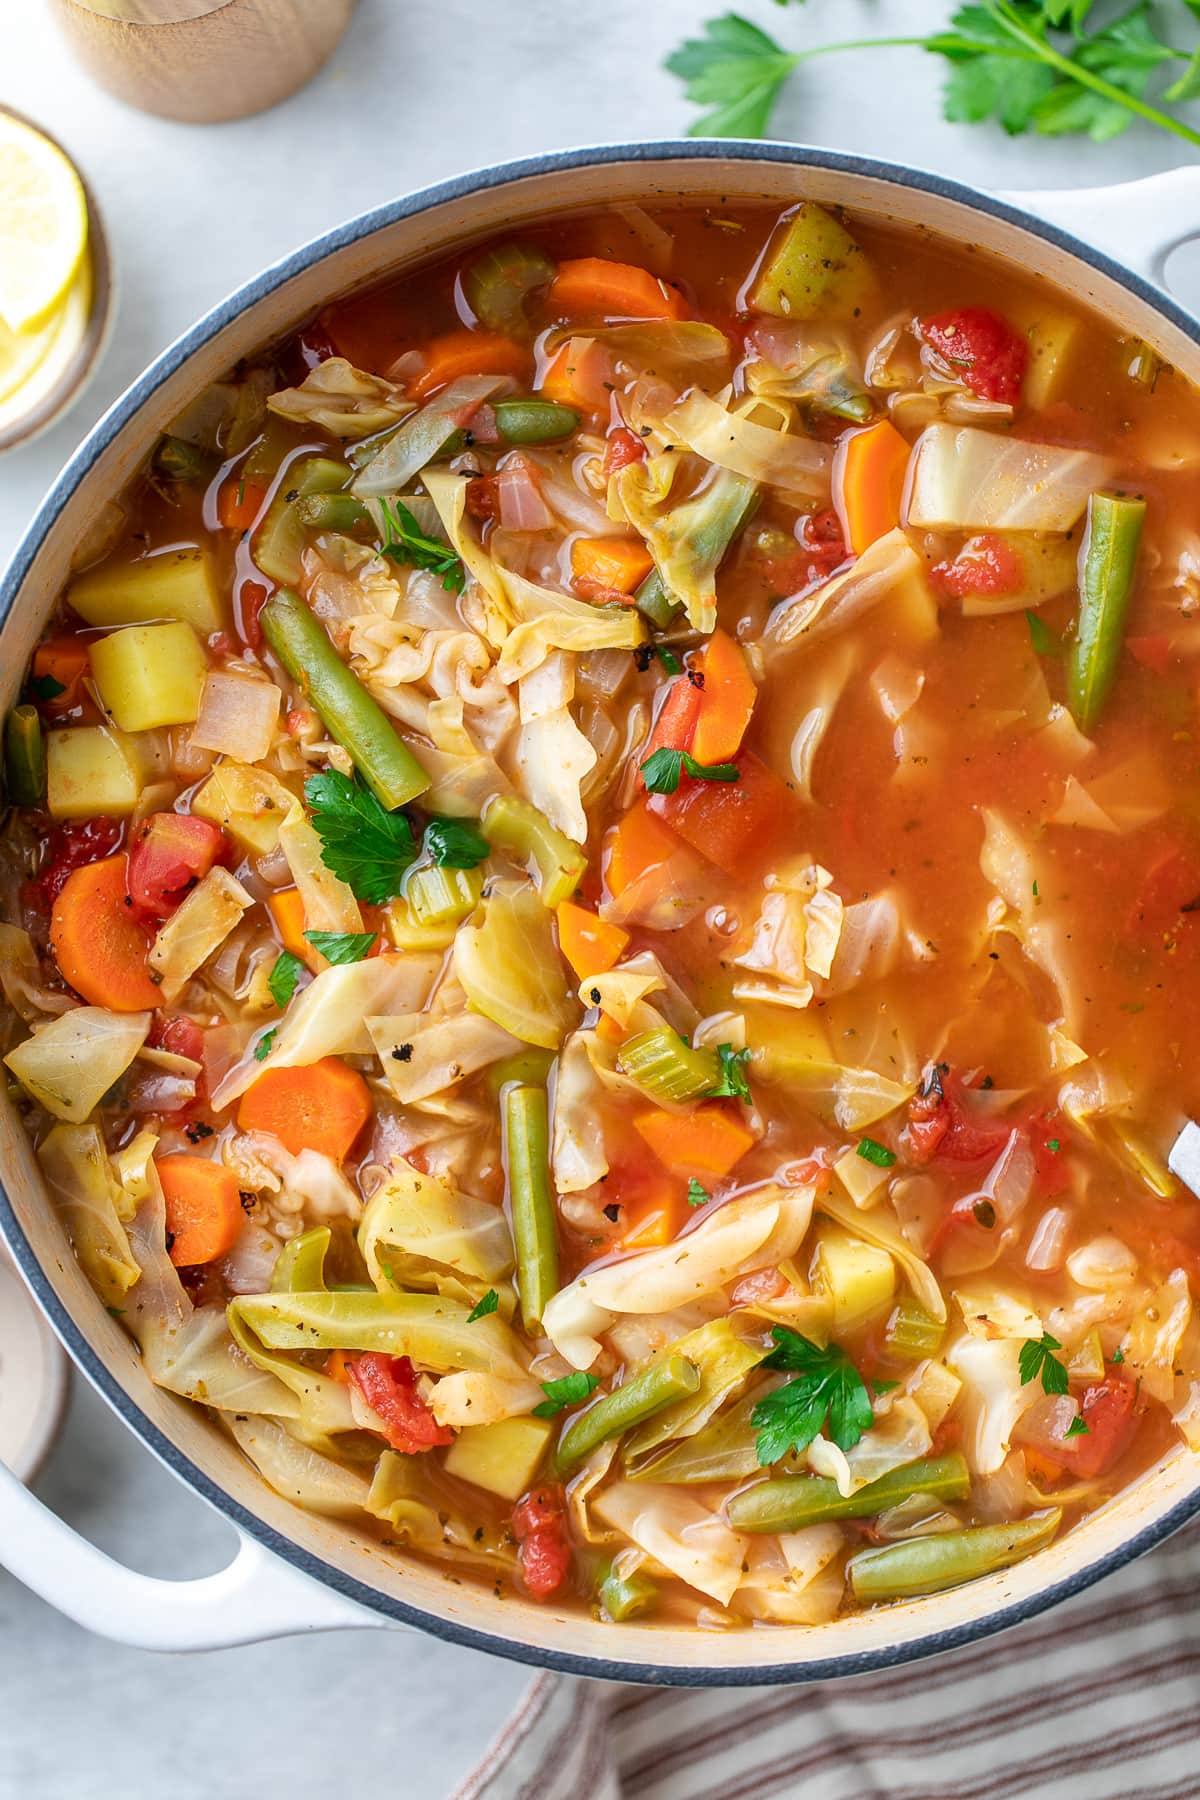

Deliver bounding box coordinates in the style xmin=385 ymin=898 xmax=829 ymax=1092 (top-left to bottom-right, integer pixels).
xmin=379 ymin=498 xmax=466 ymax=595
xmin=268 ymin=950 xmax=305 ymax=1010
xmin=304 ymin=769 xmax=415 ymax=905
xmin=857 ymin=1136 xmax=896 ymax=1168
xmin=687 ymin=1178 xmax=710 ymax=1207
xmin=708 ymin=1042 xmax=752 ymax=1102
xmin=254 ymin=1027 xmax=277 ymax=1063
xmin=1065 ymin=1413 xmax=1090 ymax=1437
xmin=423 ymin=816 xmax=490 ymax=869
xmin=750 ymin=1327 xmax=874 ymax=1465
xmin=656 ymin=646 xmax=682 ymax=675
xmin=1018 ymin=1330 xmax=1071 ymax=1395
xmin=1111 ymin=1344 xmax=1125 ymax=1364
xmin=467 ymin=1288 xmax=500 ymax=1322
xmin=304 ymin=929 xmax=378 ymax=964
xmin=640 ymin=746 xmax=740 ymax=795
xmin=532 ymin=1371 xmax=601 ymax=1419
xmin=667 ymin=4 xmax=1200 ymax=150
xmin=28 ymin=673 xmax=66 ymax=701
xmin=1025 ymin=608 xmax=1058 ymax=655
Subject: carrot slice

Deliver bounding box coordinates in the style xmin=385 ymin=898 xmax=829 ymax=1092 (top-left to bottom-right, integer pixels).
xmin=649 ymin=750 xmax=794 ymax=877
xmin=32 ymin=638 xmax=89 ymax=714
xmin=690 ymin=630 xmax=757 ymax=764
xmin=634 ymin=1106 xmax=755 ymax=1180
xmin=548 ymin=258 xmax=686 ymax=322
xmin=618 ymin=1185 xmax=688 ymax=1250
xmin=408 ymin=330 xmax=531 ymax=401
xmin=570 ymin=536 xmax=653 ymax=597
xmin=556 ymin=901 xmax=630 ymax=981
xmin=324 ymin=1349 xmax=354 ymax=1384
xmin=538 ymin=338 xmax=615 ymax=413
xmin=604 ymin=798 xmax=682 ymax=901
xmin=637 ymin=678 xmax=704 ymax=791
xmin=268 ymin=885 xmax=318 ymax=970
xmin=157 ymin=1154 xmax=245 ymax=1267
xmin=237 ymin=1057 xmax=372 ymax=1162
xmin=49 ymin=856 xmax=158 ymax=1012
xmin=834 ymin=419 xmax=912 ymax=555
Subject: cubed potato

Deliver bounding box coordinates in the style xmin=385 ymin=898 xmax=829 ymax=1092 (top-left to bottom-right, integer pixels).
xmin=90 ymin=621 xmax=208 ymax=731
xmin=749 ymin=202 xmax=876 ymax=322
xmin=192 ymin=761 xmax=296 ymax=855
xmin=442 ymin=1415 xmax=553 ymax=1501
xmin=67 ymin=545 xmax=224 ymax=634
xmin=46 ymin=726 xmax=141 ymax=818
xmin=810 ymin=1226 xmax=896 ymax=1333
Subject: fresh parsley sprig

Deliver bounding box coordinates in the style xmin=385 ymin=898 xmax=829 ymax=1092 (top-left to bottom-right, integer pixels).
xmin=305 ymin=769 xmax=416 ymax=905
xmin=640 ymin=746 xmax=740 ymax=795
xmin=1018 ymin=1330 xmax=1071 ymax=1395
xmin=304 ymin=929 xmax=378 ymax=964
xmin=379 ymin=498 xmax=466 ymax=595
xmin=467 ymin=1288 xmax=500 ymax=1322
xmin=667 ymin=3 xmax=1200 ymax=149
xmin=423 ymin=816 xmax=490 ymax=869
xmin=533 ymin=1371 xmax=601 ymax=1418
xmin=268 ymin=951 xmax=306 ymax=1009
xmin=750 ymin=1327 xmax=875 ymax=1465
xmin=709 ymin=1041 xmax=752 ymax=1102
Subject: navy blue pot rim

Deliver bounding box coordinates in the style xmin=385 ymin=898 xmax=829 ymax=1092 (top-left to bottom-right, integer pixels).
xmin=3 ymin=138 xmax=1200 ymax=1685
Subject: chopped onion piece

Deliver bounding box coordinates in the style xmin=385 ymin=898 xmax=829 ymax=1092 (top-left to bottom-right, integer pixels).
xmin=190 ymin=668 xmax=281 ymax=764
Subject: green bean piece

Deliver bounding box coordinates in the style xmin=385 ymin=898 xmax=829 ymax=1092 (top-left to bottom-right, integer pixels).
xmin=153 ymin=435 xmax=217 ymax=487
xmin=463 ymin=242 xmax=556 ymax=338
xmin=847 ymin=1507 xmax=1062 ymax=1603
xmin=486 ymin=1047 xmax=556 ymax=1097
xmin=727 ymin=1452 xmax=970 ymax=1534
xmin=494 ymin=399 xmax=579 ymax=445
xmin=634 ymin=568 xmax=682 ymax=629
xmin=295 ymin=493 xmax=372 ymax=533
xmin=260 ymin=589 xmax=430 ymax=809
xmin=555 ymin=1355 xmax=702 ymax=1477
xmin=5 ymin=705 xmax=45 ymax=808
xmin=482 ymin=793 xmax=586 ymax=908
xmin=599 ymin=1566 xmax=659 ymax=1622
xmin=616 ymin=1028 xmax=720 ymax=1104
xmin=1066 ymin=492 xmax=1146 ymax=731
xmin=505 ymin=1083 xmax=559 ymax=1333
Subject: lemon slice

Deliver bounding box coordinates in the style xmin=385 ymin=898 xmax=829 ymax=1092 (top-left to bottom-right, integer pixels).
xmin=0 ymin=254 xmax=92 ymax=438
xmin=0 ymin=115 xmax=89 ymax=335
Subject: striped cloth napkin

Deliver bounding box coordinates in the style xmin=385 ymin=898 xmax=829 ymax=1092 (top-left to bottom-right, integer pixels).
xmin=453 ymin=1520 xmax=1200 ymax=1800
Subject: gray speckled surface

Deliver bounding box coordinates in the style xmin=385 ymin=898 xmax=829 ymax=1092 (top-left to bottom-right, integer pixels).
xmin=2 ymin=2 xmax=1199 ymax=1793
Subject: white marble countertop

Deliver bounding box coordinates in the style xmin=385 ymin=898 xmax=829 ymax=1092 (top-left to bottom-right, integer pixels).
xmin=2 ymin=3 xmax=1199 ymax=1795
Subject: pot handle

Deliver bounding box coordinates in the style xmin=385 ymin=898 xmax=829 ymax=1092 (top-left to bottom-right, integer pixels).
xmin=999 ymin=166 xmax=1200 ymax=288
xmin=0 ymin=1459 xmax=386 ymax=1650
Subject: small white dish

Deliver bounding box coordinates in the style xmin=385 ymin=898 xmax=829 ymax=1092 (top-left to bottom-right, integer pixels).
xmin=0 ymin=1247 xmax=69 ymax=1482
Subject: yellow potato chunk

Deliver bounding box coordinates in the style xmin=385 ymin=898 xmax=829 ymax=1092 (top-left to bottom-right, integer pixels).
xmin=46 ymin=725 xmax=141 ymax=818
xmin=810 ymin=1226 xmax=896 ymax=1334
xmin=90 ymin=621 xmax=208 ymax=731
xmin=442 ymin=1415 xmax=553 ymax=1501
xmin=192 ymin=761 xmax=296 ymax=855
xmin=67 ymin=545 xmax=223 ymax=634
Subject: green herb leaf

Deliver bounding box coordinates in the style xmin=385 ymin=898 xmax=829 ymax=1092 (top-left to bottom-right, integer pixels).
xmin=1025 ymin=608 xmax=1058 ymax=655
xmin=665 ymin=12 xmax=800 ymax=138
xmin=304 ymin=929 xmax=378 ymax=965
xmin=872 ymin=1378 xmax=901 ymax=1395
xmin=28 ymin=673 xmax=66 ymax=701
xmin=1111 ymin=1344 xmax=1125 ymax=1364
xmin=686 ymin=1178 xmax=710 ymax=1207
xmin=379 ymin=498 xmax=466 ymax=594
xmin=1045 ymin=1137 xmax=1061 ymax=1153
xmin=423 ymin=816 xmax=490 ymax=869
xmin=1065 ymin=1413 xmax=1090 ymax=1437
xmin=639 ymin=746 xmax=741 ymax=795
xmin=467 ymin=1288 xmax=500 ymax=1322
xmin=708 ymin=1041 xmax=752 ymax=1102
xmin=656 ymin=647 xmax=682 ymax=674
xmin=305 ymin=769 xmax=416 ymax=905
xmin=268 ymin=950 xmax=305 ymax=1010
xmin=532 ymin=1371 xmax=601 ymax=1418
xmin=254 ymin=1028 xmax=277 ymax=1063
xmin=751 ymin=1327 xmax=874 ymax=1464
xmin=857 ymin=1136 xmax=896 ymax=1168
xmin=1018 ymin=1330 xmax=1071 ymax=1396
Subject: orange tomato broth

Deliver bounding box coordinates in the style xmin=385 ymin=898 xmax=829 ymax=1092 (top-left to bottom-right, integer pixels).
xmin=5 ymin=195 xmax=1200 ymax=1629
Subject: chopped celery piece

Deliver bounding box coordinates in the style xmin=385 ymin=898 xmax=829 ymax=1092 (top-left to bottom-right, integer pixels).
xmin=555 ymin=1356 xmax=701 ymax=1477
xmin=749 ymin=203 xmax=875 ymax=322
xmin=486 ymin=1048 xmax=556 ymax=1096
xmin=90 ymin=621 xmax=208 ymax=731
xmin=463 ymin=242 xmax=555 ymax=337
xmin=67 ymin=545 xmax=224 ymax=635
xmin=46 ymin=726 xmax=141 ymax=819
xmin=505 ymin=1083 xmax=559 ymax=1332
xmin=883 ymin=1298 xmax=945 ymax=1360
xmin=727 ymin=1452 xmax=970 ymax=1532
xmin=404 ymin=863 xmax=484 ymax=927
xmin=599 ymin=1565 xmax=658 ymax=1622
xmin=494 ymin=399 xmax=579 ymax=444
xmin=1066 ymin=491 xmax=1146 ymax=731
xmin=295 ymin=493 xmax=372 ymax=533
xmin=154 ymin=435 xmax=217 ymax=487
xmin=443 ymin=1415 xmax=554 ymax=1501
xmin=810 ymin=1226 xmax=895 ymax=1333
xmin=5 ymin=705 xmax=45 ymax=807
xmin=616 ymin=1028 xmax=720 ymax=1104
xmin=634 ymin=567 xmax=682 ymax=629
xmin=383 ymin=895 xmax=457 ymax=952
xmin=253 ymin=457 xmax=351 ymax=586
xmin=848 ymin=1508 xmax=1062 ymax=1602
xmin=482 ymin=793 xmax=586 ymax=908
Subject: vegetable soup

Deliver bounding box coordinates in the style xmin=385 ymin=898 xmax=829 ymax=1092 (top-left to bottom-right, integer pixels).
xmin=5 ymin=197 xmax=1200 ymax=1627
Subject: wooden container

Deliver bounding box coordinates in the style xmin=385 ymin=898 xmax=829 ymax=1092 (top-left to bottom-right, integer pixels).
xmin=49 ymin=0 xmax=357 ymax=124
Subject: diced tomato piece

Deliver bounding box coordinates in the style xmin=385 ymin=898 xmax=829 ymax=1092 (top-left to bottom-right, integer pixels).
xmin=236 ymin=577 xmax=272 ymax=652
xmin=906 ymin=1067 xmax=1012 ymax=1166
xmin=466 ymin=474 xmax=500 ymax=521
xmin=347 ymin=1353 xmax=454 ymax=1454
xmin=1035 ymin=1372 xmax=1140 ymax=1480
xmin=128 ymin=814 xmax=230 ymax=919
xmin=920 ymin=307 xmax=1028 ymax=406
xmin=603 ymin=425 xmax=647 ymax=476
xmin=1031 ymin=1109 xmax=1070 ymax=1197
xmin=637 ymin=676 xmax=703 ymax=789
xmin=150 ymin=1014 xmax=205 ymax=1066
xmin=35 ymin=817 xmax=125 ymax=908
xmin=648 ymin=750 xmax=794 ymax=876
xmin=931 ymin=533 xmax=1025 ymax=599
xmin=751 ymin=510 xmax=846 ymax=595
xmin=512 ymin=1485 xmax=572 ymax=1601
xmin=1128 ymin=634 xmax=1171 ymax=676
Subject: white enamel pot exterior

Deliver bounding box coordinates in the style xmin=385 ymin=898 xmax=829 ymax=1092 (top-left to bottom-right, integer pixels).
xmin=2 ymin=144 xmax=1200 ymax=1680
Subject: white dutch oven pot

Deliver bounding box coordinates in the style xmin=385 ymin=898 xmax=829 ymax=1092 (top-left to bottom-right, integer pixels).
xmin=0 ymin=144 xmax=1198 ymax=1679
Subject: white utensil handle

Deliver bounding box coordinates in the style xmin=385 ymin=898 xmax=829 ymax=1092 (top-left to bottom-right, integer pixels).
xmin=1000 ymin=166 xmax=1200 ymax=287
xmin=0 ymin=1459 xmax=382 ymax=1650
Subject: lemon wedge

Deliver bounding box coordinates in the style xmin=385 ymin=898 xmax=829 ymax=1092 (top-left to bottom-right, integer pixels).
xmin=0 ymin=254 xmax=92 ymax=438
xmin=0 ymin=115 xmax=89 ymax=335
